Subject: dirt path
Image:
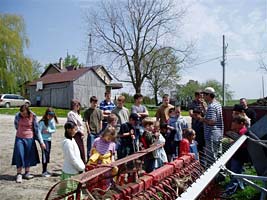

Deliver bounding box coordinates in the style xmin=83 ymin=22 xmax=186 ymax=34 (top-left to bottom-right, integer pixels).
xmin=0 ymin=114 xmax=69 ymax=200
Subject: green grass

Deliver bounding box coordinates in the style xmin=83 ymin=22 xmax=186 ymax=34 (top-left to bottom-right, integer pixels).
xmin=221 ymin=166 xmax=261 ymax=200
xmin=225 ymin=99 xmax=257 ymax=106
xmin=0 ymin=107 xmax=69 ymax=117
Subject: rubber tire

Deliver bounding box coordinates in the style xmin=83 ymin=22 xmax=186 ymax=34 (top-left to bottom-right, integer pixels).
xmin=5 ymin=103 xmax=10 ymax=108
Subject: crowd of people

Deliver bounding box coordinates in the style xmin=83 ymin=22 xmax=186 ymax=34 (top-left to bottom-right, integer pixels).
xmin=11 ymin=87 xmax=256 ymax=198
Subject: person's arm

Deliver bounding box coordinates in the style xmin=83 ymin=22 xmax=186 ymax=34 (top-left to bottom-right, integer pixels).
xmin=198 ymin=107 xmax=216 ymax=126
xmin=14 ymin=113 xmax=19 ymax=130
xmin=33 ymin=114 xmax=45 ymax=149
xmin=37 ymin=121 xmax=46 ymax=149
xmin=47 ymin=119 xmax=56 ymax=134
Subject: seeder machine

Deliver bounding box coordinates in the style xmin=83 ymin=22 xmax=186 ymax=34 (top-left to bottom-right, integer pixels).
xmin=45 ymin=116 xmax=267 ymax=200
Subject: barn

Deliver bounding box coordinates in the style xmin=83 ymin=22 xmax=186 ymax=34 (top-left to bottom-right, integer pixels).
xmin=27 ymin=65 xmax=122 ymax=108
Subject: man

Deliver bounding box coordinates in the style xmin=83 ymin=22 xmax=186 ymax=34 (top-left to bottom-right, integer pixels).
xmin=240 ymin=98 xmax=256 ymax=125
xmin=156 ymin=94 xmax=174 ymax=124
xmin=117 ymin=113 xmax=139 ymax=159
xmin=112 ymin=95 xmax=129 ymax=126
xmin=99 ymin=91 xmax=116 ymax=129
xmin=84 ymin=96 xmax=103 ymax=161
xmin=197 ymin=87 xmax=224 ymax=160
xmin=188 ymin=90 xmax=207 ymax=151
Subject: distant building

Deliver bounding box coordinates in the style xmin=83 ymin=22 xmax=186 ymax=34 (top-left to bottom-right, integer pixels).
xmin=27 ymin=64 xmax=122 ymax=108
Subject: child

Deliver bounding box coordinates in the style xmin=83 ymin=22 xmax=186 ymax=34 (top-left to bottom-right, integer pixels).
xmin=38 ymin=107 xmax=59 ymax=177
xmin=224 ymin=115 xmax=248 ymax=195
xmin=140 ymin=117 xmax=156 ymax=173
xmin=160 ymin=123 xmax=174 ymax=162
xmin=153 ymin=121 xmax=168 ymax=168
xmin=59 ymin=121 xmax=85 ymax=197
xmin=168 ymin=106 xmax=188 ymax=159
xmin=179 ymin=128 xmax=199 ymax=160
xmin=61 ymin=121 xmax=85 ymax=180
xmin=88 ymin=126 xmax=116 ymax=165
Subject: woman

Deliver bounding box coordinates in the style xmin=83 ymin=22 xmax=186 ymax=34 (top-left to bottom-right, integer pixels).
xmin=12 ymin=104 xmax=43 ymax=183
xmin=67 ymin=99 xmax=86 ymax=163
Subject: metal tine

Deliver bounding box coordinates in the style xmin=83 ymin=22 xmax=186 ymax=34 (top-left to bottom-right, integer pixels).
xmin=199 ymin=152 xmax=216 ymax=168
xmin=203 ymin=147 xmax=217 ymax=162
xmin=199 ymin=151 xmax=216 ymax=164
xmin=222 ymin=142 xmax=231 ymax=153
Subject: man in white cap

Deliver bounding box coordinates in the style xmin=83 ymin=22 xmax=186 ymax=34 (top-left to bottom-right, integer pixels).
xmin=197 ymin=87 xmax=224 ymax=160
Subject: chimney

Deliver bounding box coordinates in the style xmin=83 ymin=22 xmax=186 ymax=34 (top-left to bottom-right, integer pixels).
xmin=59 ymin=57 xmax=63 ymax=70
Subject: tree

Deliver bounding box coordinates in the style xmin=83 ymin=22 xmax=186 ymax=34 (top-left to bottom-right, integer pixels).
xmin=0 ymin=14 xmax=33 ymax=93
xmin=31 ymin=60 xmax=43 ymax=79
xmin=202 ymin=79 xmax=234 ymax=102
xmin=64 ymin=54 xmax=80 ymax=67
xmin=146 ymin=48 xmax=182 ymax=105
xmin=177 ymin=79 xmax=234 ymax=103
xmin=87 ymin=0 xmax=191 ymax=93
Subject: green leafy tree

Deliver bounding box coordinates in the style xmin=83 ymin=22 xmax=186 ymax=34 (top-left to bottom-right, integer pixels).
xmin=64 ymin=54 xmax=80 ymax=66
xmin=202 ymin=79 xmax=234 ymax=102
xmin=0 ymin=14 xmax=33 ymax=93
xmin=177 ymin=80 xmax=201 ymax=100
xmin=146 ymin=47 xmax=182 ymax=105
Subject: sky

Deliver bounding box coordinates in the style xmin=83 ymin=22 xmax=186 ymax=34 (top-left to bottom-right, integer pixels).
xmin=1 ymin=0 xmax=267 ymax=99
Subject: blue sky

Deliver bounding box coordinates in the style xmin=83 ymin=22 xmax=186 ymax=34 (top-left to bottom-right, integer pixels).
xmin=1 ymin=0 xmax=267 ymax=99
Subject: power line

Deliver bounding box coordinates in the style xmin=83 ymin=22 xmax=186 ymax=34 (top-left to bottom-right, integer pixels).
xmin=188 ymin=56 xmax=221 ymax=67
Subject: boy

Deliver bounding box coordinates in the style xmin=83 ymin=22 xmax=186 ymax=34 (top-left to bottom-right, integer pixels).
xmin=84 ymin=96 xmax=103 ymax=161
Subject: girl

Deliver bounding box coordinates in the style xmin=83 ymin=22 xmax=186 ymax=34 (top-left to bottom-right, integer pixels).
xmin=67 ymin=99 xmax=86 ymax=163
xmin=153 ymin=121 xmax=168 ymax=169
xmin=60 ymin=121 xmax=85 ymax=197
xmin=12 ymin=104 xmax=43 ymax=183
xmin=61 ymin=121 xmax=85 ymax=179
xmin=38 ymin=107 xmax=58 ymax=177
xmin=88 ymin=126 xmax=116 ymax=165
xmin=179 ymin=128 xmax=198 ymax=160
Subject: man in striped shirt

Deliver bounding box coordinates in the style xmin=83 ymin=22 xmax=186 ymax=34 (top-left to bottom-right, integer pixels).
xmin=197 ymin=87 xmax=224 ymax=161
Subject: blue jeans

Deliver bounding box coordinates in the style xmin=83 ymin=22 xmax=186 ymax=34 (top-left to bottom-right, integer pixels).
xmin=87 ymin=133 xmax=99 ymax=161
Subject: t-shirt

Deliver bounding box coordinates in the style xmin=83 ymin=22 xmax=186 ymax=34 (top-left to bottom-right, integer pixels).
xmin=112 ymin=106 xmax=129 ymax=125
xmin=118 ymin=122 xmax=135 ymax=146
xmin=155 ymin=104 xmax=174 ymax=123
xmin=92 ymin=137 xmax=116 ymax=155
xmin=179 ymin=138 xmax=190 ymax=156
xmin=204 ymin=100 xmax=224 ymax=141
xmin=99 ymin=100 xmax=115 ymax=112
xmin=188 ymin=99 xmax=206 ymax=132
xmin=83 ymin=107 xmax=103 ymax=133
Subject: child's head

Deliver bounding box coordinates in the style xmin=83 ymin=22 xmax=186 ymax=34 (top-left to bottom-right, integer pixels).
xmin=168 ymin=107 xmax=176 ymax=117
xmin=129 ymin=113 xmax=139 ymax=126
xmin=231 ymin=115 xmax=246 ymax=132
xmin=117 ymin=95 xmax=125 ymax=108
xmin=160 ymin=123 xmax=168 ymax=133
xmin=41 ymin=107 xmax=58 ymax=125
xmin=183 ymin=128 xmax=196 ymax=142
xmin=154 ymin=121 xmax=160 ymax=132
xmin=90 ymin=96 xmax=98 ymax=108
xmin=175 ymin=105 xmax=181 ymax=116
xmin=134 ymin=93 xmax=143 ymax=104
xmin=101 ymin=126 xmax=116 ymax=142
xmin=64 ymin=121 xmax=77 ymax=139
xmin=232 ymin=104 xmax=245 ymax=118
xmin=107 ymin=113 xmax=118 ymax=127
xmin=142 ymin=117 xmax=155 ymax=132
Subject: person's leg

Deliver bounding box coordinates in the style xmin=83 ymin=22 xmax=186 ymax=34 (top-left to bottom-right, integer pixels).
xmin=24 ymin=138 xmax=34 ymax=179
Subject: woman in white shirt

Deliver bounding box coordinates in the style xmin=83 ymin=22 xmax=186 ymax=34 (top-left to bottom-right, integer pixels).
xmin=67 ymin=99 xmax=86 ymax=163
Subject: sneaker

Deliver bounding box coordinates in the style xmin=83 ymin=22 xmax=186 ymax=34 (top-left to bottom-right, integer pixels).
xmin=42 ymin=171 xmax=51 ymax=177
xmin=24 ymin=173 xmax=34 ymax=180
xmin=16 ymin=174 xmax=22 ymax=183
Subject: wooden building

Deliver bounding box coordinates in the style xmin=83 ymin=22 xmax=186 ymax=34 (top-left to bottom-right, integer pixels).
xmin=27 ymin=65 xmax=122 ymax=108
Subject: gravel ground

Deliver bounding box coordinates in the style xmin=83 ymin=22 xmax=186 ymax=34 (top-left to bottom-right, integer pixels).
xmin=0 ymin=114 xmax=69 ymax=200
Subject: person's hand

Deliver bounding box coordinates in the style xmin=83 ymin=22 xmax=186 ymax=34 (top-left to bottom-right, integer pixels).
xmin=131 ymin=134 xmax=135 ymax=140
xmin=41 ymin=143 xmax=46 ymax=150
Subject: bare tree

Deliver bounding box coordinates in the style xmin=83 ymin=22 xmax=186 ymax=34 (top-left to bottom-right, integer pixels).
xmin=86 ymin=0 xmax=191 ymax=93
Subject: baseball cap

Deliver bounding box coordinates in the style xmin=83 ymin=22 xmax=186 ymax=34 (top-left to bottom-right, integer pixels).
xmin=203 ymin=87 xmax=215 ymax=94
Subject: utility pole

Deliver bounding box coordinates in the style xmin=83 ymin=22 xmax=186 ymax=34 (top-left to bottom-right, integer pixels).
xmin=221 ymin=35 xmax=227 ymax=106
xmin=262 ymin=76 xmax=265 ymax=98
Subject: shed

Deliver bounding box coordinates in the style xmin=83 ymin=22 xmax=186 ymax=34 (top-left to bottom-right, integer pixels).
xmin=27 ymin=65 xmax=119 ymax=108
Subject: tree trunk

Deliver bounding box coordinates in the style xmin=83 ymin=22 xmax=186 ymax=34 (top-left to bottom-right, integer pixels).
xmin=154 ymin=89 xmax=158 ymax=106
